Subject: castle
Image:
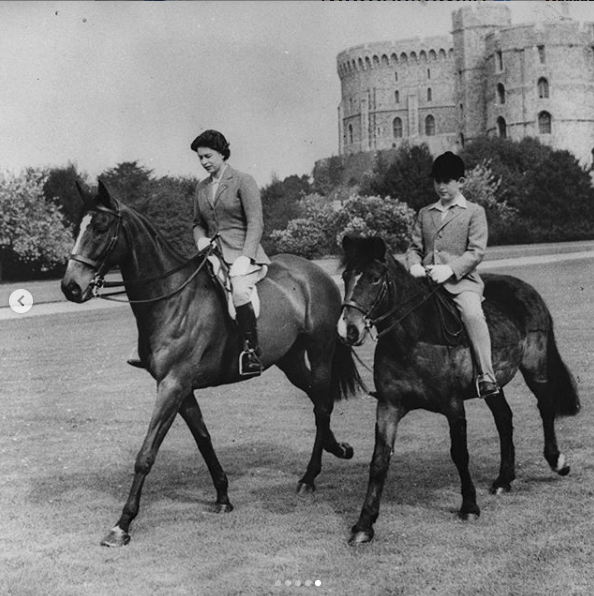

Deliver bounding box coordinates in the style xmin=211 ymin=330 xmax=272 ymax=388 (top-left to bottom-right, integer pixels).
xmin=335 ymin=4 xmax=594 ymax=168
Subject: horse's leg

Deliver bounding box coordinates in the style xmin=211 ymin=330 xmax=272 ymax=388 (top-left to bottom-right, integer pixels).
xmin=446 ymin=399 xmax=480 ymax=520
xmin=484 ymin=389 xmax=516 ymax=494
xmin=521 ymin=369 xmax=570 ymax=476
xmin=277 ymin=344 xmax=351 ymax=495
xmin=177 ymin=393 xmax=233 ymax=513
xmin=101 ymin=375 xmax=188 ymax=547
xmin=350 ymin=400 xmax=405 ymax=545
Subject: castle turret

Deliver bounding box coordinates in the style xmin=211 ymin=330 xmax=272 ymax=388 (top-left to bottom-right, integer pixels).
xmin=452 ymin=4 xmax=511 ymax=145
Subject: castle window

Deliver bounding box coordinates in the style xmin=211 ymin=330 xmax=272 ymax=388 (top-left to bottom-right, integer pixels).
xmin=427 ymin=88 xmax=432 ymax=102
xmin=425 ymin=115 xmax=435 ymax=136
xmin=538 ymin=45 xmax=546 ymax=64
xmin=460 ymin=133 xmax=465 ymax=148
xmin=538 ymin=111 xmax=552 ymax=134
xmin=497 ymin=83 xmax=506 ymax=105
xmin=538 ymin=77 xmax=549 ymax=99
xmin=427 ymin=69 xmax=431 ymax=79
xmin=348 ymin=124 xmax=354 ymax=145
xmin=395 ymin=90 xmax=400 ymax=104
xmin=496 ymin=50 xmax=503 ymax=72
xmin=393 ymin=117 xmax=403 ymax=138
xmin=395 ymin=72 xmax=398 ymax=82
xmin=497 ymin=117 xmax=507 ymax=139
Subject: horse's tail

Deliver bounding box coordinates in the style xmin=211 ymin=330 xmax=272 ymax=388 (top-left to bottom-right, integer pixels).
xmin=331 ymin=339 xmax=367 ymax=402
xmin=547 ymin=323 xmax=581 ymax=418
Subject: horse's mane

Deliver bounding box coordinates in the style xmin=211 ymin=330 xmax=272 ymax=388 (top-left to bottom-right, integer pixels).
xmin=118 ymin=200 xmax=193 ymax=265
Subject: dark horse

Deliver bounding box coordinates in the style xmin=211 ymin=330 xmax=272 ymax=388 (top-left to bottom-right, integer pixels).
xmin=338 ymin=236 xmax=580 ymax=545
xmin=61 ymin=181 xmax=364 ymax=547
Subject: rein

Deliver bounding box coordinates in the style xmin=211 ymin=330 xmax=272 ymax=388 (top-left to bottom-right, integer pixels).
xmin=343 ymin=272 xmax=442 ymax=340
xmin=68 ymin=199 xmax=218 ymax=305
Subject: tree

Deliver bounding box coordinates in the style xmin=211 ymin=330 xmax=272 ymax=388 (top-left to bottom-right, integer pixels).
xmin=0 ymin=168 xmax=73 ymax=281
xmin=359 ymin=143 xmax=435 ymax=211
xmin=44 ymin=163 xmax=91 ymax=230
xmin=98 ymin=161 xmax=153 ymax=208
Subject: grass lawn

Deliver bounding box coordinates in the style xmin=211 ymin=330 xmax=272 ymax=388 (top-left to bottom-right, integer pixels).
xmin=0 ymin=255 xmax=593 ymax=596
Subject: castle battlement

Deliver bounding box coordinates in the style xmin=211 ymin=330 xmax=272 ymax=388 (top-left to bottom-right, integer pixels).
xmin=337 ymin=5 xmax=594 ymax=168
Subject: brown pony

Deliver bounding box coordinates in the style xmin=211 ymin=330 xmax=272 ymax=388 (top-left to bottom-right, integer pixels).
xmin=61 ymin=181 xmax=364 ymax=547
xmin=338 ymin=235 xmax=580 ymax=545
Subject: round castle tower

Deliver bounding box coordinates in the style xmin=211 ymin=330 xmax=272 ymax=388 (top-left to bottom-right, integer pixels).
xmin=336 ymin=5 xmax=594 ymax=167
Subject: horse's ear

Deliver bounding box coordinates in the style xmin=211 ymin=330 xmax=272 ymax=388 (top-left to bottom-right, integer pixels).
xmin=97 ymin=179 xmax=114 ymax=209
xmin=370 ymin=236 xmax=387 ymax=261
xmin=75 ymin=180 xmax=93 ymax=209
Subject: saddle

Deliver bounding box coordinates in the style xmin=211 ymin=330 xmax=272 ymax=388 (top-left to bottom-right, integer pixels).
xmin=204 ymin=253 xmax=262 ymax=320
xmin=429 ymin=282 xmax=467 ymax=347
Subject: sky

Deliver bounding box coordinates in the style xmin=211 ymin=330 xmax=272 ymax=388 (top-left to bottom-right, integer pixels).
xmin=2 ymin=1 xmax=594 ymax=188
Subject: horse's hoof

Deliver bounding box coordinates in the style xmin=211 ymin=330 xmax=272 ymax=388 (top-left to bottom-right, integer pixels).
xmin=296 ymin=482 xmax=315 ymax=496
xmin=215 ymin=502 xmax=234 ymax=513
xmin=100 ymin=526 xmax=130 ymax=547
xmin=338 ymin=443 xmax=354 ymax=460
xmin=490 ymin=483 xmax=511 ymax=495
xmin=348 ymin=529 xmax=374 ymax=545
xmin=553 ymin=454 xmax=570 ymax=476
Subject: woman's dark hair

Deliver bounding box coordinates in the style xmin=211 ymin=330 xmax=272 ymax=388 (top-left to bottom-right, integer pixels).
xmin=430 ymin=151 xmax=465 ymax=182
xmin=190 ymin=129 xmax=231 ymax=160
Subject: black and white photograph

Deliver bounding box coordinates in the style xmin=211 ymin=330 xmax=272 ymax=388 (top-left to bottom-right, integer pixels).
xmin=2 ymin=1 xmax=594 ymax=594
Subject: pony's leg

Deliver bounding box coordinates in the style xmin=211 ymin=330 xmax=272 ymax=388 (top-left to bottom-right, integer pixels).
xmin=101 ymin=375 xmax=188 ymax=547
xmin=446 ymin=400 xmax=480 ymax=520
xmin=178 ymin=393 xmax=233 ymax=513
xmin=350 ymin=400 xmax=405 ymax=545
xmin=522 ymin=372 xmax=571 ymax=476
xmin=484 ymin=389 xmax=516 ymax=494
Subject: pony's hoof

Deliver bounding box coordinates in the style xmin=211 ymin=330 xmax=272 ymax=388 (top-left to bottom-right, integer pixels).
xmin=490 ymin=482 xmax=512 ymax=495
xmin=215 ymin=502 xmax=234 ymax=513
xmin=296 ymin=481 xmax=315 ymax=496
xmin=553 ymin=454 xmax=570 ymax=476
xmin=100 ymin=526 xmax=130 ymax=547
xmin=348 ymin=529 xmax=374 ymax=545
xmin=459 ymin=511 xmax=480 ymax=522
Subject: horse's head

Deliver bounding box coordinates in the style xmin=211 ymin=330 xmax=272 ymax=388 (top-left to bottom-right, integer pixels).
xmin=337 ymin=235 xmax=390 ymax=346
xmin=61 ymin=180 xmax=126 ymax=303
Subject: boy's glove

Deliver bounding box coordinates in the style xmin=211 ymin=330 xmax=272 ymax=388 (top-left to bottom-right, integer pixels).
xmin=427 ymin=264 xmax=453 ymax=284
xmin=409 ymin=264 xmax=427 ymax=278
xmin=196 ymin=237 xmax=212 ymax=251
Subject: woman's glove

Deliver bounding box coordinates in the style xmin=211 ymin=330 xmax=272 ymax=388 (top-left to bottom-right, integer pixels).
xmin=427 ymin=264 xmax=454 ymax=284
xmin=229 ymin=255 xmax=252 ymax=277
xmin=409 ymin=264 xmax=427 ymax=278
xmin=196 ymin=237 xmax=212 ymax=252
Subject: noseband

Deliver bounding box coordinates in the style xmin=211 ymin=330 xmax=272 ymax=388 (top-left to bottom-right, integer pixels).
xmin=341 ymin=273 xmax=390 ymax=336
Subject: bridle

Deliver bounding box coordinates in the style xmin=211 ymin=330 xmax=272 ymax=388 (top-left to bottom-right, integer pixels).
xmin=68 ymin=199 xmax=215 ymax=304
xmin=341 ymin=268 xmax=441 ymax=340
xmin=69 ymin=202 xmax=122 ymax=280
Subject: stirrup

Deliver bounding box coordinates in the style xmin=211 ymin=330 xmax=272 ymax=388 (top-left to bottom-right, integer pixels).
xmin=239 ymin=348 xmax=262 ymax=377
xmin=475 ymin=375 xmax=500 ymax=399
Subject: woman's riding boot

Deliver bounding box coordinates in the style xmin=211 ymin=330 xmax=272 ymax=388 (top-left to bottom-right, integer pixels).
xmin=235 ymin=303 xmax=262 ymax=377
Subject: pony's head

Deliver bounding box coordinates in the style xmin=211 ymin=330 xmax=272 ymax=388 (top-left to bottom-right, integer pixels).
xmin=337 ymin=235 xmax=390 ymax=346
xmin=61 ymin=180 xmax=126 ymax=303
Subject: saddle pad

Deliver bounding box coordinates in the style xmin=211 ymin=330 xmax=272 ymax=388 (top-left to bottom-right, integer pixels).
xmin=206 ymin=255 xmax=262 ymax=320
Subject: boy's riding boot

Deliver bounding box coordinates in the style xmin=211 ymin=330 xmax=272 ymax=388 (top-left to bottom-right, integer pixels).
xmin=235 ymin=303 xmax=262 ymax=377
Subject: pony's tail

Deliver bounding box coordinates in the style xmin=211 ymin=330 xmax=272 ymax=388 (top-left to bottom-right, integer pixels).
xmin=331 ymin=339 xmax=367 ymax=402
xmin=547 ymin=327 xmax=581 ymax=418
